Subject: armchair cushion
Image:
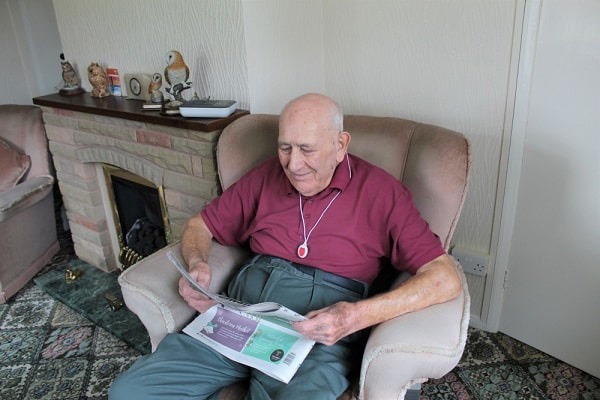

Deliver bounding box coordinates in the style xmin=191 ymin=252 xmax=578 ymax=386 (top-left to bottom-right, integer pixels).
xmin=0 ymin=175 xmax=55 ymax=222
xmin=0 ymin=137 xmax=31 ymax=191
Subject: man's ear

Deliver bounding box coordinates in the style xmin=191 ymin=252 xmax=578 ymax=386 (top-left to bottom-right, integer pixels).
xmin=337 ymin=131 xmax=351 ymax=161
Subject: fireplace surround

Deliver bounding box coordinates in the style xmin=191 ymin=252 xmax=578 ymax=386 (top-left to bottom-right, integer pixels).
xmin=33 ymin=93 xmax=248 ymax=272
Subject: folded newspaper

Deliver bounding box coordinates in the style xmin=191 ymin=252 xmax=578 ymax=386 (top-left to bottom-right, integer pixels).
xmin=168 ymin=251 xmax=315 ymax=383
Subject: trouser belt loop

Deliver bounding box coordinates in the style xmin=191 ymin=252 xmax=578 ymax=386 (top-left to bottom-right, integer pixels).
xmin=313 ymin=268 xmax=326 ymax=287
xmin=249 ymin=254 xmax=263 ymax=264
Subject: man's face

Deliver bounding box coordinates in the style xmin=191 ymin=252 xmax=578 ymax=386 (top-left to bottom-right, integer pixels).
xmin=278 ymin=109 xmax=343 ymax=197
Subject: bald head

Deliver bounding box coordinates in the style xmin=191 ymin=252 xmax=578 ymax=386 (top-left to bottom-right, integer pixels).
xmin=281 ymin=93 xmax=343 ymax=135
xmin=278 ymin=93 xmax=350 ymax=196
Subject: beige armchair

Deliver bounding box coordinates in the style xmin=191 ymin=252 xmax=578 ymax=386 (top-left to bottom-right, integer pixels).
xmin=0 ymin=105 xmax=59 ymax=303
xmin=119 ymin=114 xmax=471 ymax=399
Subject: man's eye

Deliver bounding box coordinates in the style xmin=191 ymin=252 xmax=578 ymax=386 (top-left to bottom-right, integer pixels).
xmin=279 ymin=147 xmax=292 ymax=153
xmin=301 ymin=148 xmax=315 ymax=154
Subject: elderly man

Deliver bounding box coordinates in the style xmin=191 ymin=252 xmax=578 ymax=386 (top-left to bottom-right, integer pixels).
xmin=109 ymin=93 xmax=461 ymax=400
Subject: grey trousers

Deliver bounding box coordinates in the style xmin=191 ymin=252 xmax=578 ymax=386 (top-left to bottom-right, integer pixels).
xmin=109 ymin=255 xmax=368 ymax=400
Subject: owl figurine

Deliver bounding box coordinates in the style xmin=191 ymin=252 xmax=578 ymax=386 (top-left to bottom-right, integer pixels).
xmin=164 ymin=50 xmax=191 ymax=103
xmin=87 ymin=63 xmax=110 ymax=98
xmin=148 ymin=73 xmax=163 ymax=103
xmin=60 ymin=54 xmax=79 ymax=89
xmin=58 ymin=53 xmax=83 ymax=95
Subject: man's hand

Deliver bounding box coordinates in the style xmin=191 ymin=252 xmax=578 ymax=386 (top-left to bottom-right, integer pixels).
xmin=292 ymin=302 xmax=359 ymax=346
xmin=178 ymin=260 xmax=216 ymax=313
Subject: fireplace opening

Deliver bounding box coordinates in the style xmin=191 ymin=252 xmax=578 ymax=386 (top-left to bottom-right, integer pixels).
xmin=103 ymin=165 xmax=171 ymax=268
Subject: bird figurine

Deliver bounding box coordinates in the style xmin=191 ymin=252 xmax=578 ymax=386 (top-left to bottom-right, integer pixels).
xmin=87 ymin=63 xmax=110 ymax=98
xmin=164 ymin=50 xmax=191 ymax=104
xmin=58 ymin=53 xmax=83 ymax=95
xmin=148 ymin=73 xmax=163 ymax=103
xmin=60 ymin=54 xmax=79 ymax=88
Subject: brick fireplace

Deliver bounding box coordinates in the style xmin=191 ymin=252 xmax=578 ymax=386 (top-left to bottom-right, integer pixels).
xmin=33 ymin=93 xmax=247 ymax=272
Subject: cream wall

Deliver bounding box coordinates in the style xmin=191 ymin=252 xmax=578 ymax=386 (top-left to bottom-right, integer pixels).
xmin=50 ymin=0 xmax=520 ymax=322
xmin=0 ymin=0 xmax=32 ymax=105
xmin=53 ymin=0 xmax=249 ymax=109
xmin=1 ymin=1 xmax=37 ymax=103
xmin=0 ymin=0 xmax=63 ymax=104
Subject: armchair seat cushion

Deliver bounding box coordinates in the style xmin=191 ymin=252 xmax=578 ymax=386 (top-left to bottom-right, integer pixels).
xmin=0 ymin=138 xmax=31 ymax=191
xmin=0 ymin=175 xmax=55 ymax=222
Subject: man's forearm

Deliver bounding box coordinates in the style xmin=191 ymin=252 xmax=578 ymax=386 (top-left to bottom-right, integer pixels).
xmin=293 ymin=254 xmax=463 ymax=344
xmin=351 ymin=254 xmax=462 ymax=332
xmin=180 ymin=213 xmax=213 ymax=268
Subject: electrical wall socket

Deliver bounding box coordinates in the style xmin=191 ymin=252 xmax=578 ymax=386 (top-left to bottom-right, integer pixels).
xmin=450 ymin=246 xmax=489 ymax=276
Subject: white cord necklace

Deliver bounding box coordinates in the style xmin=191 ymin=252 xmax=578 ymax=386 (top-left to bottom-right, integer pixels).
xmin=296 ymin=156 xmax=352 ymax=259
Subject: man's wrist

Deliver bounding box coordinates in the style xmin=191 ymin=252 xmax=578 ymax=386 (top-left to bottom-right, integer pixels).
xmin=187 ymin=256 xmax=209 ymax=270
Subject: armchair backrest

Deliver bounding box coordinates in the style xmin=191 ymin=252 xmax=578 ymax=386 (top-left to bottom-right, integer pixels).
xmin=0 ymin=105 xmax=52 ymax=180
xmin=217 ymin=114 xmax=470 ymax=249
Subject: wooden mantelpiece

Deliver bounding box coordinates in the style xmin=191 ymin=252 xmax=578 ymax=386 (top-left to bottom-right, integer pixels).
xmin=33 ymin=92 xmax=248 ymax=272
xmin=33 ymin=93 xmax=248 ymax=132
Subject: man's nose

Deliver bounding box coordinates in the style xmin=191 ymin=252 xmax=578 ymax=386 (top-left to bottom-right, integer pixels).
xmin=288 ymin=148 xmax=304 ymax=172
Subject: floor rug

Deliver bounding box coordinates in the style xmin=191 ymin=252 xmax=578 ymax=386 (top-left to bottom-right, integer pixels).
xmin=34 ymin=258 xmax=151 ymax=355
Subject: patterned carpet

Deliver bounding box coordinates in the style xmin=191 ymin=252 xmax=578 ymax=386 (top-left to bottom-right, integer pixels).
xmin=1 ymin=190 xmax=599 ymax=399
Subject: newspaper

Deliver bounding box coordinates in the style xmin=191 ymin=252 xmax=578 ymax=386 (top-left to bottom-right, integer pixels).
xmin=168 ymin=251 xmax=316 ymax=383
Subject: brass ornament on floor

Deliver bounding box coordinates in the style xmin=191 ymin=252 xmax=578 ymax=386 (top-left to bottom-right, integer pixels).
xmin=64 ymin=268 xmax=82 ymax=281
xmin=104 ymin=291 xmax=124 ymax=311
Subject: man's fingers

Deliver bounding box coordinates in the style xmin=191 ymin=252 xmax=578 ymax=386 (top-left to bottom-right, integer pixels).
xmin=293 ymin=302 xmax=357 ymax=346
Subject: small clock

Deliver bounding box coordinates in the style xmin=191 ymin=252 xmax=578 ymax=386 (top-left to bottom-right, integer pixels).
xmin=124 ymin=73 xmax=153 ymax=101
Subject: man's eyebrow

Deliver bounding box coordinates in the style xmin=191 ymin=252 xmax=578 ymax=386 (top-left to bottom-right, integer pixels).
xmin=277 ymin=141 xmax=316 ymax=150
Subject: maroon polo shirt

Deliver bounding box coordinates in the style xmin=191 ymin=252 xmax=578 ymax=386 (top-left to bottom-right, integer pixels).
xmin=201 ymin=154 xmax=444 ymax=284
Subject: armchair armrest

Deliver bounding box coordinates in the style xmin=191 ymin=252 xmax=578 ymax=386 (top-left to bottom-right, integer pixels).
xmin=0 ymin=175 xmax=54 ymax=222
xmin=358 ymin=259 xmax=470 ymax=400
xmin=118 ymin=240 xmax=251 ymax=351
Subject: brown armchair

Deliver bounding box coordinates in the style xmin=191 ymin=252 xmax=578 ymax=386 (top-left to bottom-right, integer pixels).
xmin=119 ymin=114 xmax=471 ymax=399
xmin=0 ymin=105 xmax=59 ymax=303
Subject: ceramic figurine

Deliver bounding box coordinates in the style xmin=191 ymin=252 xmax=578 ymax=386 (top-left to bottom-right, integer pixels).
xmin=164 ymin=50 xmax=191 ymax=104
xmin=87 ymin=63 xmax=111 ymax=98
xmin=59 ymin=53 xmax=83 ymax=95
xmin=148 ymin=73 xmax=163 ymax=103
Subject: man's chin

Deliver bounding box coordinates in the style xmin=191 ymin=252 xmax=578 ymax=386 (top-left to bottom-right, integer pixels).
xmin=290 ymin=181 xmax=312 ymax=196
xmin=293 ymin=183 xmax=323 ymax=197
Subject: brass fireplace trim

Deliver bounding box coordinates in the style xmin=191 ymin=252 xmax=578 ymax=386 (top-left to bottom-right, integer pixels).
xmin=102 ymin=164 xmax=172 ymax=269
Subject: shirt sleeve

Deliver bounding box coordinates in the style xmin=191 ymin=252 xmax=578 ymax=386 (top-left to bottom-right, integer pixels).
xmin=387 ymin=185 xmax=445 ymax=274
xmin=201 ymin=167 xmax=263 ymax=247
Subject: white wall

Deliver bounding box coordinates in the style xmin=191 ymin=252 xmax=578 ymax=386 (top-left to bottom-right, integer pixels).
xmin=53 ymin=0 xmax=249 ymax=109
xmin=49 ymin=0 xmax=521 ymax=321
xmin=0 ymin=0 xmax=63 ymax=104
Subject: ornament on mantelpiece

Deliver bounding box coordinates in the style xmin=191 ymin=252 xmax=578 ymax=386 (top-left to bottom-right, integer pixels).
xmin=58 ymin=53 xmax=84 ymax=96
xmin=164 ymin=50 xmax=192 ymax=105
xmin=148 ymin=73 xmax=164 ymax=103
xmin=87 ymin=63 xmax=111 ymax=98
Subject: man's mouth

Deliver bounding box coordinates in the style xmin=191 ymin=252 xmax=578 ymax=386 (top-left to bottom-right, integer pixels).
xmin=290 ymin=171 xmax=310 ymax=180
